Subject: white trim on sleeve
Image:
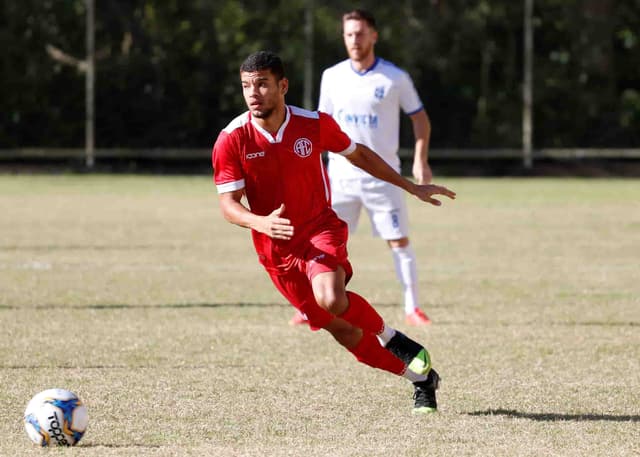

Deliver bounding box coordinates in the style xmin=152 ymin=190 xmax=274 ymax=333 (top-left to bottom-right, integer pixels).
xmin=337 ymin=140 xmax=357 ymax=156
xmin=216 ymin=179 xmax=245 ymax=194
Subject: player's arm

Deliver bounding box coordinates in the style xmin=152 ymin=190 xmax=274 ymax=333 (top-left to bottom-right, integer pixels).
xmin=345 ymin=143 xmax=455 ymax=206
xmin=219 ymin=190 xmax=294 ymax=240
xmin=410 ymin=109 xmax=433 ymax=185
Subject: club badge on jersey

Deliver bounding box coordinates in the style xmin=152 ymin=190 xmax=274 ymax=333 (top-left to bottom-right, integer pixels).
xmin=293 ymin=138 xmax=313 ymax=158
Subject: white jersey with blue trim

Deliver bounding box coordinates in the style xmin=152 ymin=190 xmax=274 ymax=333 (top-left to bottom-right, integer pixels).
xmin=318 ymin=57 xmax=424 ymax=179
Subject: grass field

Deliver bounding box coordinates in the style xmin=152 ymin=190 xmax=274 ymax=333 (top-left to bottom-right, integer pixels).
xmin=0 ymin=174 xmax=639 ymax=457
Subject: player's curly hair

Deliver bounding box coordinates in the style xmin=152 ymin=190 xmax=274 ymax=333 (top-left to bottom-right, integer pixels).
xmin=240 ymin=51 xmax=285 ymax=81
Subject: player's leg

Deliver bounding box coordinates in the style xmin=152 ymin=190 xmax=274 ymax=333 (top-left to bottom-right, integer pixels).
xmin=288 ymin=179 xmax=363 ymax=326
xmin=363 ymin=177 xmax=430 ymax=325
xmin=304 ymin=227 xmax=405 ymax=373
xmin=310 ymin=268 xmax=405 ymax=375
xmin=268 ymin=268 xmax=334 ymax=331
xmin=289 ymin=183 xmax=363 ymax=327
xmin=388 ymin=238 xmax=431 ymax=325
xmin=273 ymin=262 xmax=406 ymax=375
xmin=305 ymin=225 xmax=439 ymax=412
xmin=312 ymin=270 xmax=440 ymax=413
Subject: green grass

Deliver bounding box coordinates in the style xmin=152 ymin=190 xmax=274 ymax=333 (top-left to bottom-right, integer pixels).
xmin=1 ymin=175 xmax=639 ymax=457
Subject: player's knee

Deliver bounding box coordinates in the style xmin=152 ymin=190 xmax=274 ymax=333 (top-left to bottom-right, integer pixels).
xmin=314 ymin=288 xmax=348 ymax=315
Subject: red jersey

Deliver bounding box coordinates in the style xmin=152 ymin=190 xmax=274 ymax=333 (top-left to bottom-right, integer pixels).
xmin=212 ymin=105 xmax=356 ymax=266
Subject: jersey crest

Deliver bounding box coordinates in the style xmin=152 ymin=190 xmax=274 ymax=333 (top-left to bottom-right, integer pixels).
xmin=374 ymin=86 xmax=385 ymax=100
xmin=293 ymin=138 xmax=313 ymax=158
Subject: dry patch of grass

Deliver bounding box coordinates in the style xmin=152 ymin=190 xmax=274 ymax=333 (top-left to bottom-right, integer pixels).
xmin=1 ymin=175 xmax=638 ymax=457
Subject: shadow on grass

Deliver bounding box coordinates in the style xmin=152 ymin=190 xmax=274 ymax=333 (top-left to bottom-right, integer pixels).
xmin=0 ymin=244 xmax=181 ymax=251
xmin=0 ymin=302 xmax=411 ymax=310
xmin=81 ymin=443 xmax=162 ymax=448
xmin=2 ymin=364 xmax=238 ymax=369
xmin=0 ymin=302 xmax=416 ymax=310
xmin=468 ymin=409 xmax=640 ymax=422
xmin=418 ymin=320 xmax=640 ymax=327
xmin=552 ymin=321 xmax=640 ymax=327
xmin=0 ymin=302 xmax=289 ymax=310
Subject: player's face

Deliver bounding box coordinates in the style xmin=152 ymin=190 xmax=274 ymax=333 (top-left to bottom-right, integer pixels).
xmin=343 ymin=19 xmax=377 ymax=63
xmin=240 ymin=70 xmax=288 ymax=119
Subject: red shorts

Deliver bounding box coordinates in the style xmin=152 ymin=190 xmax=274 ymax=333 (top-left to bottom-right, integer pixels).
xmin=260 ymin=215 xmax=352 ymax=330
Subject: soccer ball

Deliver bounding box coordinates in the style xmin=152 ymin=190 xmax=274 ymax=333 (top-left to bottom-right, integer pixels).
xmin=23 ymin=388 xmax=88 ymax=447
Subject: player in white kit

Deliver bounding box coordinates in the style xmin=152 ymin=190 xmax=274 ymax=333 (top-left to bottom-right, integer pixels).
xmin=290 ymin=9 xmax=434 ymax=326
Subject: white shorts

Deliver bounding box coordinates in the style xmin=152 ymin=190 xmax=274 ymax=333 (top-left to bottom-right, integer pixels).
xmin=329 ymin=175 xmax=409 ymax=240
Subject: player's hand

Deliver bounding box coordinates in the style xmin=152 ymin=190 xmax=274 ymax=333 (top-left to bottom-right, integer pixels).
xmin=260 ymin=203 xmax=294 ymax=240
xmin=413 ymin=162 xmax=433 ymax=185
xmin=412 ymin=183 xmax=456 ymax=206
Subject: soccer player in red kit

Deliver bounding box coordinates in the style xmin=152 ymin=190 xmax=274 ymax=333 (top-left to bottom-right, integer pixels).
xmin=212 ymin=51 xmax=456 ymax=413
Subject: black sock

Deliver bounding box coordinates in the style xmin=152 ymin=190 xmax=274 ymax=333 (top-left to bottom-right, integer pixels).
xmin=385 ymin=331 xmax=424 ymax=365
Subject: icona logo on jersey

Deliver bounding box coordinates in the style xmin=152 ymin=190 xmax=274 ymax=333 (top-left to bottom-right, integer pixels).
xmin=374 ymin=86 xmax=385 ymax=100
xmin=293 ymin=138 xmax=312 ymax=158
xmin=246 ymin=151 xmax=265 ymax=160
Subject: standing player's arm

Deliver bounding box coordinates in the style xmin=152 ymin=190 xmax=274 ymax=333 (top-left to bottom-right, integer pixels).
xmin=219 ymin=190 xmax=294 ymax=240
xmin=410 ymin=109 xmax=433 ymax=185
xmin=345 ymin=143 xmax=455 ymax=206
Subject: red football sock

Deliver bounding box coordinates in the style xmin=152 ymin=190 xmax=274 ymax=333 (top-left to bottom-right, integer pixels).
xmin=339 ymin=291 xmax=385 ymax=335
xmin=348 ymin=332 xmax=406 ymax=375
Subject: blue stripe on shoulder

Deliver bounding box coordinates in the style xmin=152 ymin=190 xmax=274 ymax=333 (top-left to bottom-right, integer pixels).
xmin=290 ymin=105 xmax=319 ymax=119
xmin=406 ymin=106 xmax=425 ymax=116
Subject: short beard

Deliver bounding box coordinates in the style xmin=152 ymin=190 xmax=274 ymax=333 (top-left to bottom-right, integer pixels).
xmin=350 ymin=46 xmax=373 ymax=63
xmin=252 ymin=107 xmax=274 ymax=119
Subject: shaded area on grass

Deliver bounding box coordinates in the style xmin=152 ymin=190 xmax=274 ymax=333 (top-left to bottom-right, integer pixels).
xmin=0 ymin=244 xmax=183 ymax=251
xmin=0 ymin=302 xmax=407 ymax=310
xmin=0 ymin=302 xmax=288 ymax=310
xmin=2 ymin=364 xmax=242 ymax=369
xmin=81 ymin=443 xmax=163 ymax=449
xmin=469 ymin=408 xmax=640 ymax=422
xmin=552 ymin=321 xmax=640 ymax=327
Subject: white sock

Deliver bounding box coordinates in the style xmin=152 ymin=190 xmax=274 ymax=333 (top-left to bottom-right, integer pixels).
xmin=376 ymin=323 xmax=396 ymax=347
xmin=391 ymin=245 xmax=419 ymax=315
xmin=403 ymin=369 xmax=428 ymax=383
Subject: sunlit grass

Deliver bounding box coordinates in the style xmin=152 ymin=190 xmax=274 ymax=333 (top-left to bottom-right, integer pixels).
xmin=1 ymin=175 xmax=638 ymax=457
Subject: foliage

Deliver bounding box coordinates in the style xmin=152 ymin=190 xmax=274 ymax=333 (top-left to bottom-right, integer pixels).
xmin=0 ymin=0 xmax=638 ymax=148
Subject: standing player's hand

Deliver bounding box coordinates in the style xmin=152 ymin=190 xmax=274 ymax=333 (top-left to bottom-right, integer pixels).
xmin=412 ymin=184 xmax=456 ymax=206
xmin=260 ymin=203 xmax=295 ymax=240
xmin=413 ymin=162 xmax=433 ymax=185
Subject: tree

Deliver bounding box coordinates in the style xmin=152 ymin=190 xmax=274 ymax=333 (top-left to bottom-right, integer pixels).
xmin=1 ymin=1 xmax=638 ymax=150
